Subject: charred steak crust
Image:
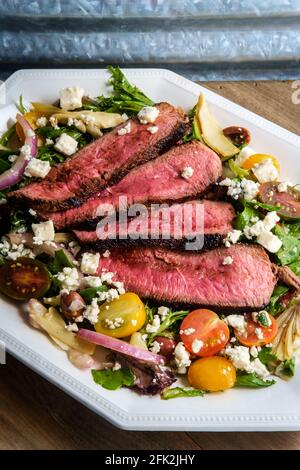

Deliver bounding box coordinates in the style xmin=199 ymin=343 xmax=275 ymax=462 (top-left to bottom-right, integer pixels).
xmin=96 ymin=244 xmax=277 ymax=311
xmin=8 ymin=103 xmax=188 ymax=212
xmin=37 ymin=141 xmax=223 ymax=230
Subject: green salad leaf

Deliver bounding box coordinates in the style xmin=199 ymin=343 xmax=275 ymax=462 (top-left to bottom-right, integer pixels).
xmin=80 ymin=285 xmax=109 ymax=304
xmin=92 ymin=368 xmax=135 ymax=391
xmin=275 ymin=358 xmax=295 ymax=380
xmin=93 ymin=66 xmax=154 ymax=115
xmin=285 ymin=222 xmax=300 ymax=238
xmin=36 ymin=126 xmax=92 ymax=149
xmin=234 ymin=203 xmax=259 ymax=231
xmin=142 ymin=306 xmax=189 ymax=344
xmin=16 ymin=95 xmax=27 ymax=115
xmin=235 ymin=372 xmax=275 ymax=388
xmin=267 ymin=285 xmax=289 ymax=316
xmin=161 ymin=387 xmax=206 ymax=400
xmin=48 ymin=249 xmax=74 ymax=274
xmin=257 ymin=346 xmax=278 ymax=366
xmin=37 ymin=145 xmax=65 ymax=166
xmin=0 ymin=158 xmax=10 ymax=173
xmin=246 ymin=200 xmax=281 ymax=212
xmin=0 ymin=124 xmax=16 ymax=147
xmin=275 ymin=225 xmax=300 ymax=265
xmin=228 ymin=158 xmax=249 ymax=179
xmin=10 ymin=209 xmax=30 ymax=233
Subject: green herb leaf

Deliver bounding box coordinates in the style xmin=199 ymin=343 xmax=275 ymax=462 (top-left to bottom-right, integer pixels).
xmin=284 ymin=222 xmax=300 ymax=238
xmin=37 ymin=145 xmax=65 ymax=166
xmin=258 ymin=346 xmax=278 ymax=366
xmin=275 ymin=358 xmax=295 ymax=380
xmin=16 ymin=95 xmax=27 ymax=114
xmin=235 ymin=372 xmax=275 ymax=388
xmin=79 ymin=285 xmax=109 ymax=304
xmin=0 ymin=124 xmax=16 ymax=147
xmin=256 ymin=311 xmax=272 ymax=327
xmin=247 ymin=200 xmax=281 ymax=212
xmin=267 ymin=285 xmax=289 ymax=316
xmin=0 ymin=158 xmax=10 ymax=173
xmin=95 ymin=66 xmax=154 ymax=115
xmin=228 ymin=159 xmax=249 ymax=179
xmin=234 ymin=203 xmax=259 ymax=231
xmin=161 ymin=387 xmax=206 ymax=400
xmin=10 ymin=209 xmax=30 ymax=233
xmin=92 ymin=368 xmax=135 ymax=391
xmin=48 ymin=249 xmax=74 ymax=274
xmin=36 ymin=126 xmax=92 ymax=149
xmin=275 ymin=225 xmax=300 ymax=265
xmin=143 ymin=307 xmax=189 ymax=345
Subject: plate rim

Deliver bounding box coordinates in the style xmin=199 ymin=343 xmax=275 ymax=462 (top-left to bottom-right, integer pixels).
xmin=1 ymin=67 xmax=300 ymax=432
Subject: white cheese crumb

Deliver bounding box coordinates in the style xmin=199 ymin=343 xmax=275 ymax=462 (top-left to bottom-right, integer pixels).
xmin=20 ymin=143 xmax=32 ymax=160
xmin=278 ymin=181 xmax=290 ymax=192
xmin=255 ymin=327 xmax=264 ymax=340
xmin=235 ymin=146 xmax=255 ymax=166
xmin=137 ymin=106 xmax=159 ymax=124
xmin=181 ymin=166 xmax=194 ymax=180
xmin=222 ymin=256 xmax=233 ymax=265
xmin=191 ymin=339 xmax=203 ymax=354
xmin=81 ymin=276 xmax=102 ymax=288
xmin=240 ymin=179 xmax=260 ymax=201
xmin=29 ymin=208 xmax=37 ymax=216
xmin=105 ymin=317 xmax=124 ymax=329
xmin=112 ymin=361 xmax=122 ymax=371
xmin=36 ymin=116 xmax=47 ymax=128
xmin=224 ymin=345 xmax=269 ymax=378
xmin=54 ymin=133 xmax=78 ymax=156
xmin=56 ymin=267 xmax=81 ymax=292
xmin=257 ymin=231 xmax=282 ymax=253
xmin=174 ymin=342 xmax=191 ymax=374
xmin=24 ymin=158 xmax=51 ymax=178
xmin=147 ymin=126 xmax=158 ymax=134
xmin=117 ymin=122 xmax=131 ymax=136
xmin=83 ymin=298 xmax=99 ymax=325
xmin=45 ymin=138 xmax=54 ymax=145
xmin=181 ymin=328 xmax=196 ymax=336
xmin=60 ymin=86 xmax=85 ymax=111
xmin=121 ymin=113 xmax=128 ymax=122
xmin=223 ymin=229 xmax=241 ymax=247
xmin=65 ymin=323 xmax=79 ymax=333
xmin=102 ymin=249 xmax=111 ymax=258
xmin=250 ymin=346 xmax=259 ymax=358
xmin=32 ymin=220 xmax=55 ymax=244
xmin=252 ymin=158 xmax=279 ymax=183
xmin=150 ymin=341 xmax=161 ymax=354
xmin=145 ymin=314 xmax=161 ymax=333
xmin=8 ymin=154 xmax=18 ymax=163
xmin=157 ymin=306 xmax=169 ymax=320
xmin=225 ymin=315 xmax=247 ymax=334
xmin=81 ymin=252 xmax=100 ymax=275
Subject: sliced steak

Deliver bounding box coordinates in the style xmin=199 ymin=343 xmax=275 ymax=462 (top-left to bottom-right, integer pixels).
xmin=39 ymin=141 xmax=222 ymax=229
xmin=97 ymin=244 xmax=276 ymax=311
xmin=73 ymin=200 xmax=235 ymax=251
xmin=8 ymin=103 xmax=187 ymax=211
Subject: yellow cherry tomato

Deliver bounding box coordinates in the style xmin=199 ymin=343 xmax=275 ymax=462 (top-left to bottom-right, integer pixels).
xmin=188 ymin=356 xmax=236 ymax=392
xmin=242 ymin=153 xmax=280 ymax=173
xmin=95 ymin=292 xmax=146 ymax=338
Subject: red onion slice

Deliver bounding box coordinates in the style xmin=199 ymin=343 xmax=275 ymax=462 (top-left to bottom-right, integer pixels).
xmin=78 ymin=329 xmax=165 ymax=365
xmin=0 ymin=113 xmax=37 ymax=190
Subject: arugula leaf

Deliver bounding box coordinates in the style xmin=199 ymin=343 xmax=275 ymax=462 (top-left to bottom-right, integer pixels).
xmin=288 ymin=260 xmax=300 ymax=276
xmin=0 ymin=124 xmax=16 ymax=146
xmin=285 ymin=222 xmax=300 ymax=238
xmin=234 ymin=203 xmax=259 ymax=231
xmin=144 ymin=308 xmax=189 ymax=345
xmin=228 ymin=159 xmax=249 ymax=179
xmin=10 ymin=209 xmax=30 ymax=233
xmin=48 ymin=249 xmax=74 ymax=274
xmin=16 ymin=95 xmax=27 ymax=114
xmin=235 ymin=372 xmax=275 ymax=388
xmin=80 ymin=285 xmax=109 ymax=304
xmin=258 ymin=346 xmax=278 ymax=366
xmin=37 ymin=145 xmax=65 ymax=166
xmin=0 ymin=158 xmax=10 ymax=173
xmin=36 ymin=126 xmax=92 ymax=149
xmin=267 ymin=285 xmax=289 ymax=316
xmin=161 ymin=387 xmax=206 ymax=400
xmin=92 ymin=368 xmax=135 ymax=391
xmin=275 ymin=358 xmax=295 ymax=380
xmin=95 ymin=66 xmax=154 ymax=115
xmin=275 ymin=225 xmax=300 ymax=265
xmin=246 ymin=200 xmax=281 ymax=212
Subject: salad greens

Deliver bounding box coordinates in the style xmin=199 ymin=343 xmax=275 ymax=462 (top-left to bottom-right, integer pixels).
xmin=92 ymin=368 xmax=134 ymax=391
xmin=275 ymin=225 xmax=300 ymax=265
xmin=48 ymin=249 xmax=74 ymax=274
xmin=228 ymin=158 xmax=249 ymax=179
xmin=0 ymin=124 xmax=16 ymax=147
xmin=36 ymin=126 xmax=91 ymax=150
xmin=37 ymin=145 xmax=65 ymax=166
xmin=257 ymin=346 xmax=278 ymax=366
xmin=235 ymin=372 xmax=276 ymax=388
xmin=267 ymin=285 xmax=289 ymax=316
xmin=142 ymin=305 xmax=189 ymax=345
xmin=161 ymin=387 xmax=206 ymax=400
xmin=275 ymin=358 xmax=295 ymax=380
xmin=80 ymin=286 xmax=109 ymax=304
xmin=234 ymin=202 xmax=259 ymax=231
xmin=86 ymin=66 xmax=154 ymax=115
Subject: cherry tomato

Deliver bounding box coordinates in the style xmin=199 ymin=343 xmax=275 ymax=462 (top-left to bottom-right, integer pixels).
xmin=242 ymin=153 xmax=280 ymax=173
xmin=180 ymin=309 xmax=229 ymax=357
xmin=234 ymin=312 xmax=278 ymax=347
xmin=95 ymin=292 xmax=146 ymax=338
xmin=188 ymin=356 xmax=236 ymax=392
xmin=259 ymin=182 xmax=300 ymax=220
xmin=155 ymin=336 xmax=176 ymax=360
xmin=223 ymin=126 xmax=251 ymax=147
xmin=0 ymin=257 xmax=51 ymax=301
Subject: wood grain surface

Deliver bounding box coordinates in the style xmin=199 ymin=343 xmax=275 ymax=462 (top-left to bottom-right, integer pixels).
xmin=0 ymin=81 xmax=299 ymax=450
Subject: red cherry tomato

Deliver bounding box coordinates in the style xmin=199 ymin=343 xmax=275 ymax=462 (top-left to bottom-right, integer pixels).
xmin=234 ymin=312 xmax=278 ymax=347
xmin=180 ymin=309 xmax=229 ymax=357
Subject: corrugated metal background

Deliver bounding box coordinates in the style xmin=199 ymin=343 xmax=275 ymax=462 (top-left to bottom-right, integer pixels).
xmin=0 ymin=0 xmax=299 ymax=81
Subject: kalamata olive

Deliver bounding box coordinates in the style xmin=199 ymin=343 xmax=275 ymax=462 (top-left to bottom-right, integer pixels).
xmin=60 ymin=291 xmax=86 ymax=320
xmin=155 ymin=336 xmax=176 ymax=359
xmin=223 ymin=126 xmax=251 ymax=147
xmin=0 ymin=203 xmax=11 ymax=236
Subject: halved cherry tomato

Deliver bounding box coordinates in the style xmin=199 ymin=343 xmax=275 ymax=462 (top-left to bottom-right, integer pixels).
xmin=95 ymin=292 xmax=146 ymax=338
xmin=180 ymin=309 xmax=229 ymax=357
xmin=234 ymin=312 xmax=277 ymax=347
xmin=242 ymin=153 xmax=280 ymax=173
xmin=223 ymin=126 xmax=251 ymax=147
xmin=188 ymin=356 xmax=236 ymax=392
xmin=0 ymin=257 xmax=51 ymax=301
xmin=259 ymin=182 xmax=300 ymax=220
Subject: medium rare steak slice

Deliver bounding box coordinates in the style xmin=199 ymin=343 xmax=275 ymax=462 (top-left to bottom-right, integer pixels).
xmin=97 ymin=244 xmax=276 ymax=310
xmin=9 ymin=103 xmax=187 ymax=211
xmin=73 ymin=200 xmax=235 ymax=251
xmin=39 ymin=141 xmax=222 ymax=229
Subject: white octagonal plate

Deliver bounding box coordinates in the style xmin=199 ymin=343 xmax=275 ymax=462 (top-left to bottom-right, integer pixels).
xmin=0 ymin=69 xmax=300 ymax=431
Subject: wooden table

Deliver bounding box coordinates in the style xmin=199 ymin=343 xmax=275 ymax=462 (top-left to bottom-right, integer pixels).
xmin=1 ymin=81 xmax=300 ymax=450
